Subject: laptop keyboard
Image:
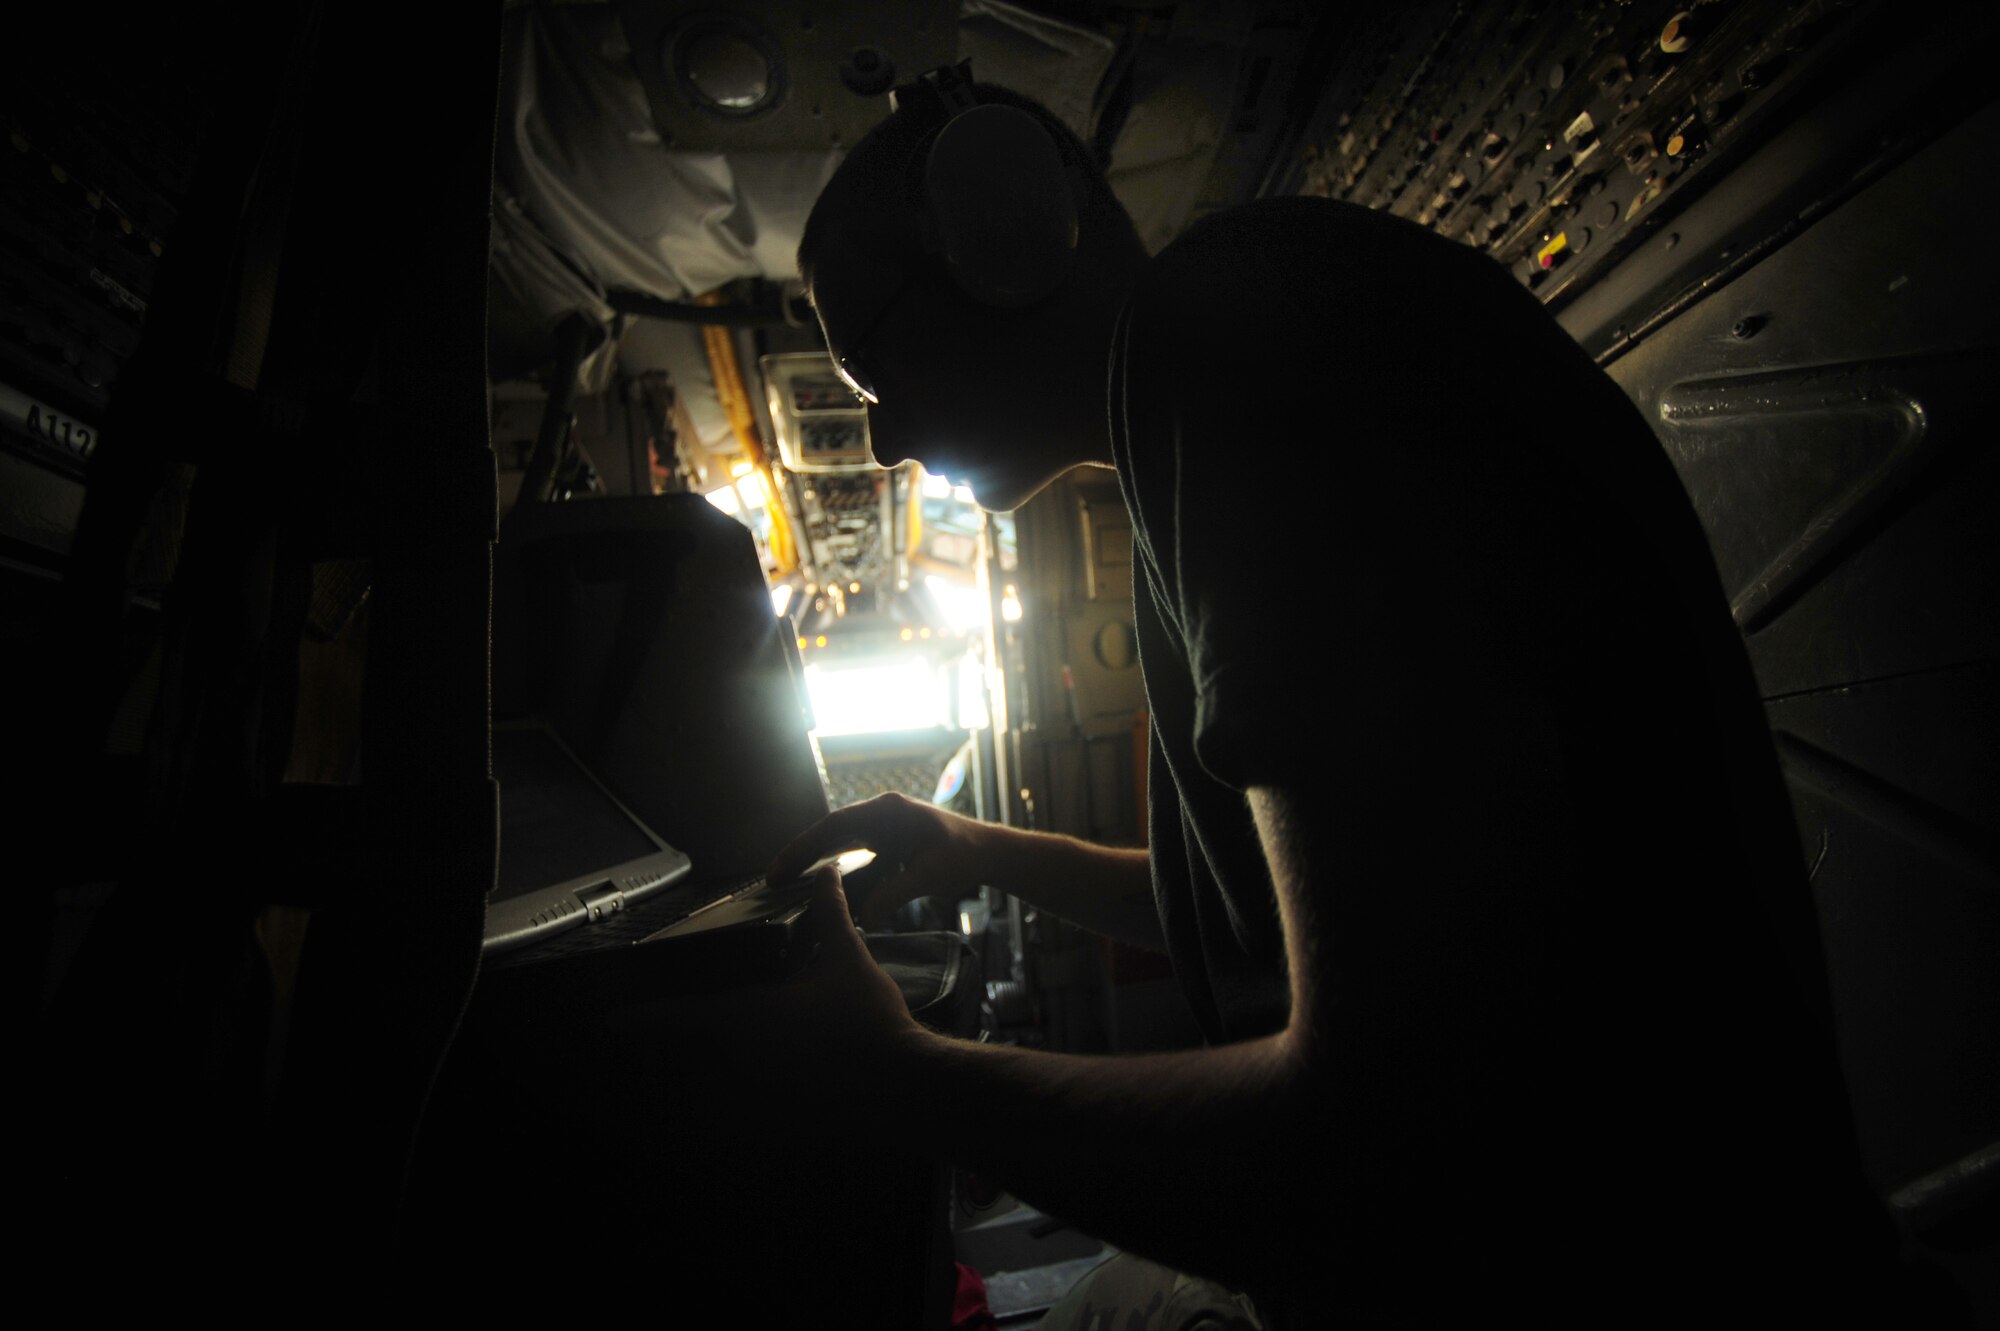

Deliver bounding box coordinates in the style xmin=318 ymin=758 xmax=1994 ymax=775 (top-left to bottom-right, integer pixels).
xmin=485 ymin=872 xmax=763 ymax=969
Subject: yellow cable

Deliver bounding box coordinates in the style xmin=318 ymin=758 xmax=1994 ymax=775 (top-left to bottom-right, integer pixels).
xmin=699 ymin=296 xmax=797 ymax=574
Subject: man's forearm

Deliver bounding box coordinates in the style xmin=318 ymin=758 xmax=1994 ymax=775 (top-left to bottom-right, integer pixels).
xmin=885 ymin=1024 xmax=1319 ymax=1293
xmin=976 ymin=825 xmax=1163 ymax=951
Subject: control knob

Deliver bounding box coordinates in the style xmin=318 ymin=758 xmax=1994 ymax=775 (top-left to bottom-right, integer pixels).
xmin=1659 ymin=11 xmax=1697 ymax=55
xmin=1665 ymin=120 xmax=1707 ymax=160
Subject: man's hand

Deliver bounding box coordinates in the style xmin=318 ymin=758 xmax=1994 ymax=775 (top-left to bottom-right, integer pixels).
xmin=767 ymin=792 xmax=990 ymax=928
xmin=772 ymin=792 xmax=1166 ymax=950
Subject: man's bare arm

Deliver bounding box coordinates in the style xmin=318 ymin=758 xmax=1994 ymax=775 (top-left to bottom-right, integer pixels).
xmin=978 ymin=823 xmax=1161 ymax=950
xmin=768 ymin=793 xmax=1162 ymax=949
xmin=862 ymin=687 xmax=1582 ymax=1291
xmin=864 ymin=786 xmax=1328 ymax=1294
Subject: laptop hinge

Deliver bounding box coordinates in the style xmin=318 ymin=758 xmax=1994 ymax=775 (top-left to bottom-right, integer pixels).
xmin=577 ymin=881 xmax=625 ymax=922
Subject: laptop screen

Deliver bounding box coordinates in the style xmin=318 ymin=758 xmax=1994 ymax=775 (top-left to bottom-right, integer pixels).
xmin=493 ymin=725 xmax=666 ymax=905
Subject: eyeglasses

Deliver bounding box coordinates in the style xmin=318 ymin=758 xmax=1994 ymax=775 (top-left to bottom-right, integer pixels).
xmin=827 ymin=274 xmax=921 ymax=406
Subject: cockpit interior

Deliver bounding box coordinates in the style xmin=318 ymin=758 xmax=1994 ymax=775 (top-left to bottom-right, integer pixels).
xmin=12 ymin=0 xmax=1996 ymax=1321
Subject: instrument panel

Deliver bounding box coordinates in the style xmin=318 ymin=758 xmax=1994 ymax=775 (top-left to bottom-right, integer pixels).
xmin=1287 ymin=0 xmax=1891 ymax=323
xmin=761 ymin=350 xmax=877 ymax=472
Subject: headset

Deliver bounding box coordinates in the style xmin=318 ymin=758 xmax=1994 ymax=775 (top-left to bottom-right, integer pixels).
xmin=890 ymin=61 xmax=1080 ymax=308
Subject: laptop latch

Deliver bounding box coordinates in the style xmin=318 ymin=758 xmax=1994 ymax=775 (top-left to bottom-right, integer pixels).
xmin=577 ymin=882 xmax=625 ymax=922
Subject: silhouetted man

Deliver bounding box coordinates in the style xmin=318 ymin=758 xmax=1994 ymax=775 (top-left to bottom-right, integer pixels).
xmin=716 ymin=67 xmax=1895 ymax=1326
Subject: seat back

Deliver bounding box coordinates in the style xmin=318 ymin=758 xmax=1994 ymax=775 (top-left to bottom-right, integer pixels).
xmin=496 ymin=493 xmax=828 ymax=876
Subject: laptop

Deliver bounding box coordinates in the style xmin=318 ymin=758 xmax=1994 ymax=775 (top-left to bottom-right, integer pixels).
xmin=485 ymin=719 xmax=692 ymax=952
xmin=481 ymin=717 xmax=847 ymax=995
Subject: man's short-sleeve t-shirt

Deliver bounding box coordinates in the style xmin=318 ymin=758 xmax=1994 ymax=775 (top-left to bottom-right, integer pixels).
xmin=1111 ymin=196 xmax=1817 ymax=1040
xmin=1106 ymin=196 xmax=1891 ymax=1313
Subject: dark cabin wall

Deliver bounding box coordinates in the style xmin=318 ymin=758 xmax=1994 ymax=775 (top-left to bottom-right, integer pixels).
xmin=1601 ymin=100 xmax=2000 ymax=1207
xmin=15 ymin=1 xmax=503 ymax=1275
xmin=1008 ymin=469 xmax=1166 ymax=1054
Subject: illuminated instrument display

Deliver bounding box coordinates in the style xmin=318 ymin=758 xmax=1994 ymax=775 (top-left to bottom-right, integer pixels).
xmin=761 ymin=352 xmax=876 ymax=473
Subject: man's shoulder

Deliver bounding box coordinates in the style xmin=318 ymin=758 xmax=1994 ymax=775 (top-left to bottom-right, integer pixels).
xmin=1143 ymin=197 xmax=1499 ymax=294
xmin=1127 ymin=196 xmax=1527 ymax=360
xmin=1156 ymin=195 xmax=1427 ymax=253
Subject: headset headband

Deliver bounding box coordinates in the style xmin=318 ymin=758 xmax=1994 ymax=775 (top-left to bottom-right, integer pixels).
xmin=889 ymin=59 xmax=979 ymax=120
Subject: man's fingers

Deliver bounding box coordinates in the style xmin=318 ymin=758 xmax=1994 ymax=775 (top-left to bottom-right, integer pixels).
xmin=843 ymin=860 xmax=914 ymax=921
xmin=767 ymin=800 xmax=898 ymax=883
xmin=810 ymin=865 xmax=872 ymax=958
xmin=767 ymin=792 xmax=930 ymax=883
xmin=857 ymin=872 xmax=919 ymax=929
xmin=766 ymin=827 xmax=862 ymax=886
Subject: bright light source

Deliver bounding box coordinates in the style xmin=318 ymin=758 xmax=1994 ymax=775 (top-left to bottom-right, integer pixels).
xmin=925 ymin=573 xmax=989 ymax=633
xmin=740 ymin=473 xmax=768 ymax=508
xmin=849 ymin=581 xmax=861 ymax=593
xmin=797 ymin=635 xmax=808 ymax=649
xmin=952 ymin=484 xmax=975 ymax=504
xmin=922 ymin=470 xmax=953 ymax=499
xmin=1000 ymin=585 xmax=1023 ymax=622
xmin=771 ymin=584 xmax=794 ymax=617
xmin=804 ymin=656 xmax=949 ymax=736
xmin=919 ymin=627 xmax=932 ymax=639
xmin=730 ymin=459 xmax=754 ymax=478
xmin=900 ymin=628 xmax=913 ymax=641
xmin=815 ymin=635 xmax=827 ymax=648
xmin=960 ymin=911 xmax=973 ymax=936
xmin=957 ymin=652 xmax=990 ymax=730
xmin=705 ymin=487 xmax=741 ymax=515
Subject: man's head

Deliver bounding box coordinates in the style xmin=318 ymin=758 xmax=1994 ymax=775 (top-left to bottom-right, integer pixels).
xmin=798 ymin=74 xmax=1146 ymax=511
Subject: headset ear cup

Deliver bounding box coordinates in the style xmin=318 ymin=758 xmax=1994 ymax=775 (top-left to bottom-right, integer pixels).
xmin=924 ymin=105 xmax=1079 ymax=307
